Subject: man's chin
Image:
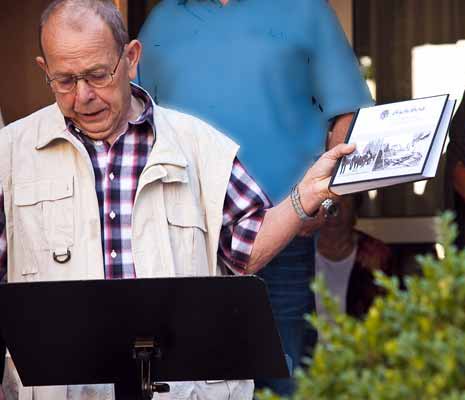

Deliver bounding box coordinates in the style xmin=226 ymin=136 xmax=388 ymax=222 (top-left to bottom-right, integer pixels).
xmin=75 ymin=122 xmax=113 ymax=141
xmin=82 ymin=129 xmax=113 ymax=142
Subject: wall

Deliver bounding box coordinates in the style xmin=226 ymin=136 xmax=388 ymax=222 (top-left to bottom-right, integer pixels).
xmin=0 ymin=0 xmax=54 ymax=124
xmin=0 ymin=0 xmax=131 ymax=125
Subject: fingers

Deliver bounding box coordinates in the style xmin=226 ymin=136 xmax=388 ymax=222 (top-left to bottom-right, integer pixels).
xmin=324 ymin=143 xmax=355 ymax=160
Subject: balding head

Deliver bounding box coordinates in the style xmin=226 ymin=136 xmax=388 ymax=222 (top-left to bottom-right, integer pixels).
xmin=35 ymin=0 xmax=142 ymax=144
xmin=39 ymin=0 xmax=129 ymax=58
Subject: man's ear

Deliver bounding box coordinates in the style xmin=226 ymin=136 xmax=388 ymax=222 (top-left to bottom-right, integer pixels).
xmin=36 ymin=56 xmax=47 ymax=72
xmin=125 ymin=40 xmax=142 ymax=81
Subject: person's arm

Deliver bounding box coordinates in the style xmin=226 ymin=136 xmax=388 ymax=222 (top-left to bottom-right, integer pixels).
xmin=218 ymin=143 xmax=354 ymax=274
xmin=246 ymin=143 xmax=354 ymax=273
xmin=310 ymin=1 xmax=373 ymax=133
xmin=309 ymin=1 xmax=372 ymax=154
xmin=326 ymin=113 xmax=354 ymax=150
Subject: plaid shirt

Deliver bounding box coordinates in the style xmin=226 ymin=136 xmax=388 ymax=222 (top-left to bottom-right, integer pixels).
xmin=0 ymin=85 xmax=271 ymax=281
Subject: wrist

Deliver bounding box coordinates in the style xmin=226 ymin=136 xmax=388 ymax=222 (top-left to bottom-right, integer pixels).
xmin=297 ymin=180 xmax=326 ymax=215
xmin=290 ymin=183 xmax=319 ymax=221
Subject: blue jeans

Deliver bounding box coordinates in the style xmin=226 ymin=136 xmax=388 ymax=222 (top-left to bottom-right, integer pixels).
xmin=254 ymin=236 xmax=317 ymax=396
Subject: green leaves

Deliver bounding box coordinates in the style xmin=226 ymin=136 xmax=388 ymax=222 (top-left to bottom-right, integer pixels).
xmin=258 ymin=213 xmax=465 ymax=400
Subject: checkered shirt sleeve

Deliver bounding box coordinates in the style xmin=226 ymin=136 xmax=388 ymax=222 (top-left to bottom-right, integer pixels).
xmin=219 ymin=158 xmax=272 ymax=273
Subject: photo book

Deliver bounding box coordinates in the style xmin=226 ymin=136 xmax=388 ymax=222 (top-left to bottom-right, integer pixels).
xmin=329 ymin=94 xmax=456 ymax=195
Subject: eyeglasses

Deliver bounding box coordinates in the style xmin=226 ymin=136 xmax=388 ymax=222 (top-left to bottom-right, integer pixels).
xmin=46 ymin=49 xmax=124 ymax=94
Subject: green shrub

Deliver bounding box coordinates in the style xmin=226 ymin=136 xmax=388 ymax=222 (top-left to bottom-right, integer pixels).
xmin=258 ymin=212 xmax=465 ymax=400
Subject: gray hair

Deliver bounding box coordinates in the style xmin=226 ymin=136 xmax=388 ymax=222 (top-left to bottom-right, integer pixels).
xmin=39 ymin=0 xmax=129 ymax=56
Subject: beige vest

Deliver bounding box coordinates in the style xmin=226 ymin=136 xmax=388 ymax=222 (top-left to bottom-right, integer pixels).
xmin=0 ymin=103 xmax=254 ymax=400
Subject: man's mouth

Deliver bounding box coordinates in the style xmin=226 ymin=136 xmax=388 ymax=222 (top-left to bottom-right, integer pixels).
xmin=83 ymin=110 xmax=103 ymax=117
xmin=78 ymin=109 xmax=106 ymax=121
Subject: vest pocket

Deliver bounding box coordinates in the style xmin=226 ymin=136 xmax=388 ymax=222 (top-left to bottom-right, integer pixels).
xmin=14 ymin=178 xmax=74 ymax=274
xmin=166 ymin=205 xmax=209 ymax=276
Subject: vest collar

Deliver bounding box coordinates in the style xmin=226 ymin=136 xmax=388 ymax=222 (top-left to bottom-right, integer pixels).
xmin=140 ymin=104 xmax=189 ymax=186
xmin=34 ymin=103 xmax=70 ymax=150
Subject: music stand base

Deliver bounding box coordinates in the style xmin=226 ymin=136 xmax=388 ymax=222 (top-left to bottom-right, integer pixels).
xmin=114 ymin=338 xmax=170 ymax=399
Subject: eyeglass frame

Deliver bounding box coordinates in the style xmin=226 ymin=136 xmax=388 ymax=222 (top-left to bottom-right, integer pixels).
xmin=45 ymin=47 xmax=126 ymax=94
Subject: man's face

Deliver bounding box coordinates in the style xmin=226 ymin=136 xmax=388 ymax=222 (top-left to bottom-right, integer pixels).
xmin=37 ymin=12 xmax=140 ymax=142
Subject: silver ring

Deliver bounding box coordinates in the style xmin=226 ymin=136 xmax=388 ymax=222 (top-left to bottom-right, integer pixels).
xmin=321 ymin=198 xmax=339 ymax=218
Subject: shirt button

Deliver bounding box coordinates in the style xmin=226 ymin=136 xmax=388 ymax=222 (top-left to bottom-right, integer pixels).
xmin=109 ymin=211 xmax=116 ymax=220
xmin=111 ymin=250 xmax=117 ymax=259
xmin=109 ymin=172 xmax=115 ymax=181
xmin=95 ymin=140 xmax=103 ymax=146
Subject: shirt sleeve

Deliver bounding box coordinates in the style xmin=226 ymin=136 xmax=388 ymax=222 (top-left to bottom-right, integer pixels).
xmin=0 ymin=185 xmax=7 ymax=283
xmin=218 ymin=157 xmax=272 ymax=274
xmin=309 ymin=0 xmax=374 ymax=120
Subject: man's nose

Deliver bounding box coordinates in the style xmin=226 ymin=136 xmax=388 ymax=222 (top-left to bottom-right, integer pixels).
xmin=74 ymin=79 xmax=96 ymax=104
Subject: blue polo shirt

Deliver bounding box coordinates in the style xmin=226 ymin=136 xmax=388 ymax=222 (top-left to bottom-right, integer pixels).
xmin=137 ymin=0 xmax=373 ymax=203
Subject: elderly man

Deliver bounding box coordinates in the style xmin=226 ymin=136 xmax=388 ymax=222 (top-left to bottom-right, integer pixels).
xmin=0 ymin=1 xmax=352 ymax=399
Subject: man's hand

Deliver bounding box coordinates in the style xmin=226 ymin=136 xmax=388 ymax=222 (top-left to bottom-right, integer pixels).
xmin=298 ymin=143 xmax=355 ymax=213
xmin=298 ymin=116 xmax=354 ymax=236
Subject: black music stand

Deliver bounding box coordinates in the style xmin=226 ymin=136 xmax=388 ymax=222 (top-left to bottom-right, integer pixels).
xmin=0 ymin=276 xmax=288 ymax=399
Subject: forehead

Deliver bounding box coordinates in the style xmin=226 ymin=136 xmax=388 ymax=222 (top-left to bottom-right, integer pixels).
xmin=42 ymin=11 xmax=118 ymax=73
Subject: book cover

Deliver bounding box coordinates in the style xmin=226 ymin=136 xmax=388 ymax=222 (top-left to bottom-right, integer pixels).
xmin=329 ymin=94 xmax=455 ymax=195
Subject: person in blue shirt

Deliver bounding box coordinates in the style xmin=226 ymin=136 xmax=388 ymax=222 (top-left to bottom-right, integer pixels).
xmin=137 ymin=0 xmax=373 ymax=395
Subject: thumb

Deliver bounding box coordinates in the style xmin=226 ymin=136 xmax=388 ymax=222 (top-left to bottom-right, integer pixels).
xmin=325 ymin=143 xmax=356 ymax=161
